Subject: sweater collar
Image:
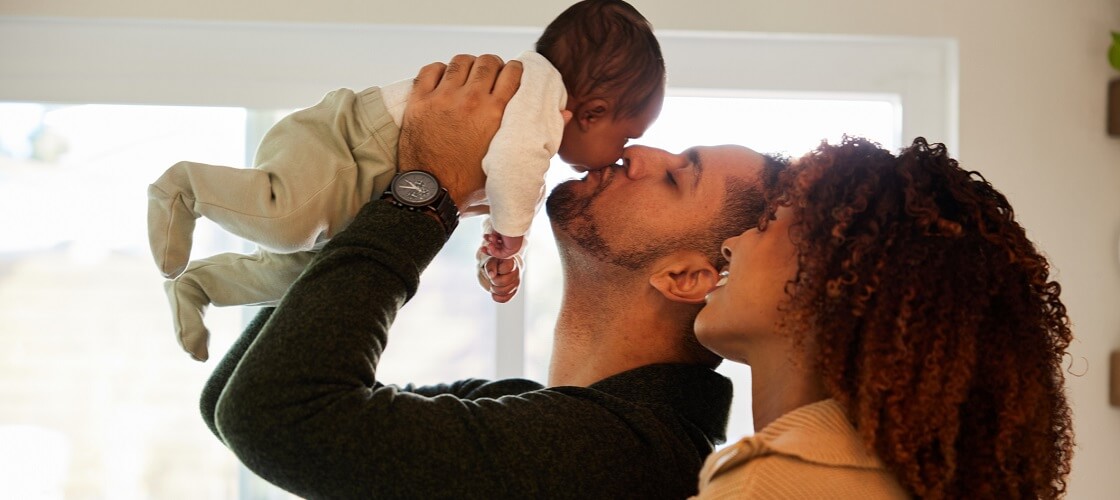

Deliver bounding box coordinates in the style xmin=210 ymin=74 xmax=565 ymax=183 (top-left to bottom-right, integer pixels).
xmin=590 ymin=363 xmax=733 ymax=445
xmin=731 ymin=398 xmax=885 ymax=470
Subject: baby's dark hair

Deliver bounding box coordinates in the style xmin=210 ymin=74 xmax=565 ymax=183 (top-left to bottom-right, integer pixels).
xmin=536 ymin=0 xmax=666 ymax=118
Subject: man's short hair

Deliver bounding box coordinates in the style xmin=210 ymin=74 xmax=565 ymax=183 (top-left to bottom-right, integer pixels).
xmin=699 ymin=153 xmax=788 ymax=265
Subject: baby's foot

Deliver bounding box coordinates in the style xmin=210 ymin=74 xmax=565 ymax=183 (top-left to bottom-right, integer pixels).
xmin=164 ymin=274 xmax=212 ymax=361
xmin=148 ymin=179 xmax=196 ymax=278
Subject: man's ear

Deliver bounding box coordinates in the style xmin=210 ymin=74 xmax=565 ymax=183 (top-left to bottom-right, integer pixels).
xmin=574 ymin=98 xmax=610 ymax=132
xmin=648 ymin=252 xmax=720 ymax=305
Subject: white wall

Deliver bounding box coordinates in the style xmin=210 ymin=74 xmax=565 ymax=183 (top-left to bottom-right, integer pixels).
xmin=3 ymin=0 xmax=1118 ymax=497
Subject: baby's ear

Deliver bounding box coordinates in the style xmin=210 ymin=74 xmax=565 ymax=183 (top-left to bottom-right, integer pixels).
xmin=648 ymin=251 xmax=720 ymax=304
xmin=575 ymin=98 xmax=610 ymax=131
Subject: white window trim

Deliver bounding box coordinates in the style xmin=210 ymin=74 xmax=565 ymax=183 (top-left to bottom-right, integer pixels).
xmin=0 ymin=16 xmax=957 ymax=379
xmin=0 ymin=16 xmax=956 ymax=147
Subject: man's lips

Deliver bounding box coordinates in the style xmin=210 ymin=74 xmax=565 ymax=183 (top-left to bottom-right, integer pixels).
xmin=570 ymin=163 xmax=622 ymax=199
xmin=593 ymin=164 xmax=621 ymax=187
xmin=577 ymin=166 xmax=605 ymax=185
xmin=596 ymin=167 xmax=611 ymax=184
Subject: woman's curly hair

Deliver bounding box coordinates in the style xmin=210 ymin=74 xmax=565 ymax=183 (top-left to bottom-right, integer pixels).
xmin=771 ymin=136 xmax=1073 ymax=499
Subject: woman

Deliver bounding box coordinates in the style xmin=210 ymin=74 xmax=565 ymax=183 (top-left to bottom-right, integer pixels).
xmin=695 ymin=136 xmax=1073 ymax=499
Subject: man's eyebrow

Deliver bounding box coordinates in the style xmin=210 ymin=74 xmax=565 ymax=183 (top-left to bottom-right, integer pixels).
xmin=686 ymin=148 xmax=704 ymax=191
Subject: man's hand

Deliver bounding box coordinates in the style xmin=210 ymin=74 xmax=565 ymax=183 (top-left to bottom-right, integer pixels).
xmin=399 ymin=54 xmax=523 ymax=211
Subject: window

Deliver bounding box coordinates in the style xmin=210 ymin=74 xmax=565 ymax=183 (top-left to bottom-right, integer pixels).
xmin=0 ymin=102 xmax=253 ymax=499
xmin=0 ymin=17 xmax=954 ymax=498
xmin=0 ymin=100 xmax=502 ymax=498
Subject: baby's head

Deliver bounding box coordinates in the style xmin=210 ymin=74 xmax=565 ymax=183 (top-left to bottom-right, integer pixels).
xmin=538 ymin=0 xmax=666 ymax=171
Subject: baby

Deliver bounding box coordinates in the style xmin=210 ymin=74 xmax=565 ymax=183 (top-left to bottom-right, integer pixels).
xmin=146 ymin=0 xmax=666 ymax=361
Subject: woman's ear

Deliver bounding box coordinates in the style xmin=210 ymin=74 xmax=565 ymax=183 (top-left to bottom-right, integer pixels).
xmin=648 ymin=252 xmax=720 ymax=304
xmin=574 ymin=98 xmax=610 ymax=132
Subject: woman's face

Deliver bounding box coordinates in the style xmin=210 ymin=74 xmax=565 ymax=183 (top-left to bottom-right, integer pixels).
xmin=695 ymin=206 xmax=799 ymax=364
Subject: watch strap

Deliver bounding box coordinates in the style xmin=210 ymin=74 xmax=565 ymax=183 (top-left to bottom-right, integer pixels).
xmin=381 ymin=172 xmax=460 ymax=236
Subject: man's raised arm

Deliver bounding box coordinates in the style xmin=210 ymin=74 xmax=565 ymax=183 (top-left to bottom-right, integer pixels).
xmin=208 ymin=55 xmax=525 ymax=497
xmin=206 ymin=53 xmax=722 ymax=500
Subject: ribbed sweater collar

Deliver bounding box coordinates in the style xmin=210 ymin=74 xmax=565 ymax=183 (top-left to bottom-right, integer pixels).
xmin=708 ymin=398 xmax=886 ymax=477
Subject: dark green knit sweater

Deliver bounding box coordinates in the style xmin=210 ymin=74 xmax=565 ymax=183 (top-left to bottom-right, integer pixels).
xmin=200 ymin=200 xmax=733 ymax=499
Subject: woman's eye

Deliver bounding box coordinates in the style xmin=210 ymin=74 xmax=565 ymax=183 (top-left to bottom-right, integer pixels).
xmin=666 ymin=171 xmax=677 ymax=186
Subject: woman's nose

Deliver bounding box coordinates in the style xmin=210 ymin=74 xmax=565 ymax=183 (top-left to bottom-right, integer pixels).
xmin=721 ymin=237 xmax=736 ymax=261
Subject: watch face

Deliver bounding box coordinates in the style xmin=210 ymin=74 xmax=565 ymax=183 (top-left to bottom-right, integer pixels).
xmin=391 ymin=170 xmax=439 ymax=206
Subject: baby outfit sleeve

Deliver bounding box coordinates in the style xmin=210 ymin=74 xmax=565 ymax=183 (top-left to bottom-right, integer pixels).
xmin=481 ymin=51 xmax=568 ymax=238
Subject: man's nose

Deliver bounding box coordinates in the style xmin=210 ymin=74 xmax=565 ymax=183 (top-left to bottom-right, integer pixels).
xmin=623 ymin=145 xmax=676 ymax=180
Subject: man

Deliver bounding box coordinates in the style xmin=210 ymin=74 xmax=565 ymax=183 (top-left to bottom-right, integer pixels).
xmin=201 ymin=54 xmax=783 ymax=499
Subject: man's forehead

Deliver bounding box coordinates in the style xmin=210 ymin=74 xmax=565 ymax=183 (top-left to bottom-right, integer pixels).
xmin=700 ymin=145 xmax=766 ymax=186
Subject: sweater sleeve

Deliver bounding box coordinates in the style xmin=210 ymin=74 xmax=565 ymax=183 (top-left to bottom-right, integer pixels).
xmin=481 ymin=51 xmax=567 ymax=237
xmin=200 ymin=309 xmax=542 ymax=441
xmin=199 ymin=306 xmax=272 ymax=440
xmin=211 ymin=201 xmax=701 ymax=499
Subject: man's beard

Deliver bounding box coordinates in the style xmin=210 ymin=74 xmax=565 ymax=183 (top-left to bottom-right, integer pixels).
xmin=545 ymin=179 xmax=614 ymax=261
xmin=545 ymin=179 xmax=675 ymax=271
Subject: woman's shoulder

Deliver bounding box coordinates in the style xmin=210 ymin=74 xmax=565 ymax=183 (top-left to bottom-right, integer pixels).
xmin=695 ymin=400 xmax=910 ymax=499
xmin=696 ymin=452 xmax=908 ymax=499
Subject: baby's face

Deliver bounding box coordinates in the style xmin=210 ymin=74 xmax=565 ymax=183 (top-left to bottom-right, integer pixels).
xmin=558 ymin=100 xmax=661 ymax=171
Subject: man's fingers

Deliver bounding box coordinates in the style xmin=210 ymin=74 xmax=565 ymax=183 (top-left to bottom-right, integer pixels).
xmin=492 ymin=60 xmax=523 ymax=104
xmin=468 ymin=54 xmax=504 ymax=88
xmin=411 ymin=61 xmax=447 ymax=96
xmin=440 ymin=54 xmax=477 ymax=87
xmin=398 ymin=52 xmax=514 ymax=209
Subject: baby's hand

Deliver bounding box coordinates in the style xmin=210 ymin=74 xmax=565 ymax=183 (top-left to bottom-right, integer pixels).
xmin=476 ymin=248 xmax=522 ymax=304
xmin=483 ymin=233 xmax=524 ymax=260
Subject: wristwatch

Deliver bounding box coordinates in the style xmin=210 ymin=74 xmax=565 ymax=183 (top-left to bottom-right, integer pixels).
xmin=382 ymin=170 xmax=459 ymax=236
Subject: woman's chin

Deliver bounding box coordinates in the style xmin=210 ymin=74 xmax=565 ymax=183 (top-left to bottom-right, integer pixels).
xmin=693 ymin=311 xmax=725 ymax=354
